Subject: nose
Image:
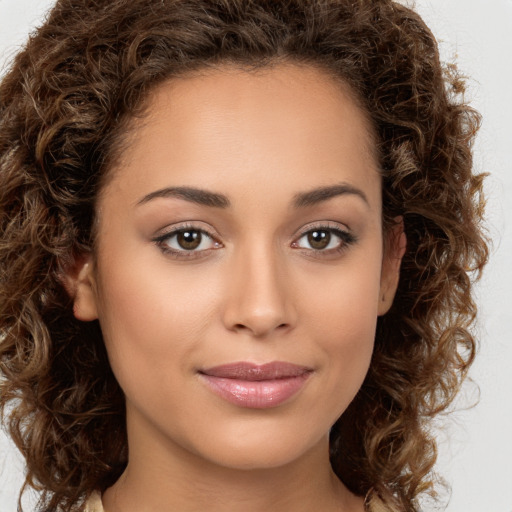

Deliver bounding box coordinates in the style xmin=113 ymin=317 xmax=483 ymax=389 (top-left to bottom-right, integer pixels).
xmin=221 ymin=245 xmax=297 ymax=338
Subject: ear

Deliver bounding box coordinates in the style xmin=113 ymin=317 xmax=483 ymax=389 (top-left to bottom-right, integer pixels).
xmin=378 ymin=217 xmax=406 ymax=316
xmin=61 ymin=253 xmax=99 ymax=321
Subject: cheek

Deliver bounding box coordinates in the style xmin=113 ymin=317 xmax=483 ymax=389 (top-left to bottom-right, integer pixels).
xmin=93 ymin=252 xmax=220 ymax=385
xmin=301 ymin=251 xmax=382 ymax=333
xmin=313 ymin=288 xmax=378 ymax=366
xmin=300 ymin=257 xmax=382 ymax=382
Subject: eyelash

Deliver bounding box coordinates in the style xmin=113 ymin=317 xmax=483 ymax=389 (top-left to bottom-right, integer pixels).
xmin=292 ymin=224 xmax=357 ymax=257
xmin=152 ymin=222 xmax=357 ymax=260
xmin=152 ymin=223 xmax=222 ymax=259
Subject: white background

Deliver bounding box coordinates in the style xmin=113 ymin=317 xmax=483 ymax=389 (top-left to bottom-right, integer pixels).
xmin=0 ymin=1 xmax=511 ymax=511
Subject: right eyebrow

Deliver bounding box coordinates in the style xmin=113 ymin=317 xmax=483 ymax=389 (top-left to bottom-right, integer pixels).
xmin=136 ymin=186 xmax=231 ymax=208
xmin=292 ymin=183 xmax=369 ymax=209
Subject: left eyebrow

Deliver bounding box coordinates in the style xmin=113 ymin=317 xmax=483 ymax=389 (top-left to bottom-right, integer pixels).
xmin=136 ymin=186 xmax=230 ymax=208
xmin=292 ymin=183 xmax=369 ymax=208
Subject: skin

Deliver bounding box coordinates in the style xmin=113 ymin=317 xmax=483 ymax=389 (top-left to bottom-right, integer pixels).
xmin=69 ymin=63 xmax=404 ymax=512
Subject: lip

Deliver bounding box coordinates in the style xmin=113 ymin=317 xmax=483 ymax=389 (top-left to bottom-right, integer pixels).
xmin=198 ymin=361 xmax=313 ymax=409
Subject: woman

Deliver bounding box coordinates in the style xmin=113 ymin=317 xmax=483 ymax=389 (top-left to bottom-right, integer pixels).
xmin=0 ymin=1 xmax=488 ymax=511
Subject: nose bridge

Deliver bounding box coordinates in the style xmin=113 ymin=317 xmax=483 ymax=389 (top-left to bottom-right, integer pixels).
xmin=222 ymin=238 xmax=294 ymax=337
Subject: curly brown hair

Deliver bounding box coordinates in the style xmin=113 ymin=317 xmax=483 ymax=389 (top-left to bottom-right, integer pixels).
xmin=0 ymin=0 xmax=488 ymax=511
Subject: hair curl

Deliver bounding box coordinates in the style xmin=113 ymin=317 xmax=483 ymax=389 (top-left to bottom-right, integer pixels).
xmin=0 ymin=1 xmax=488 ymax=511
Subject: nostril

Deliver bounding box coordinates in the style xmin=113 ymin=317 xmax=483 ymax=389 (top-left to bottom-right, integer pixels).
xmin=231 ymin=321 xmax=290 ymax=336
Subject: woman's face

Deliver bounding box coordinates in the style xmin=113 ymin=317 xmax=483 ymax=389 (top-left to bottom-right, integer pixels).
xmin=72 ymin=64 xmax=402 ymax=471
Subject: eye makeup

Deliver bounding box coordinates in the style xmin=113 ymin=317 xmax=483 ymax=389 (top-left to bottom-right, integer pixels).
xmin=152 ymin=220 xmax=357 ymax=261
xmin=152 ymin=223 xmax=223 ymax=260
xmin=291 ymin=221 xmax=357 ymax=259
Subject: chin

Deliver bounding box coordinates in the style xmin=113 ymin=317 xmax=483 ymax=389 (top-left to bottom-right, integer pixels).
xmin=190 ymin=423 xmax=328 ymax=471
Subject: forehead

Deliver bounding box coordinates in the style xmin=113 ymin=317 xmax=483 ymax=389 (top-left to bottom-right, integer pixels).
xmin=142 ymin=63 xmax=376 ymax=159
xmin=104 ymin=63 xmax=380 ymax=209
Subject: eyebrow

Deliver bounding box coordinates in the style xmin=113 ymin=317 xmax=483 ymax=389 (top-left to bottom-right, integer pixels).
xmin=137 ymin=186 xmax=230 ymax=208
xmin=293 ymin=183 xmax=369 ymax=208
xmin=136 ymin=182 xmax=368 ymax=209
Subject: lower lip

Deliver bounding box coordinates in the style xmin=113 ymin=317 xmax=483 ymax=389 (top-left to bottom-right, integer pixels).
xmin=199 ymin=373 xmax=311 ymax=409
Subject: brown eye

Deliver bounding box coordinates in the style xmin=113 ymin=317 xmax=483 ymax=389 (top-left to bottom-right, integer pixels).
xmin=293 ymin=225 xmax=355 ymax=254
xmin=155 ymin=227 xmax=220 ymax=255
xmin=307 ymin=230 xmax=331 ymax=250
xmin=176 ymin=230 xmax=202 ymax=250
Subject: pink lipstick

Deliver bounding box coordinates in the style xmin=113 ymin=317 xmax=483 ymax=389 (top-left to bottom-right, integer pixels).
xmin=198 ymin=362 xmax=312 ymax=409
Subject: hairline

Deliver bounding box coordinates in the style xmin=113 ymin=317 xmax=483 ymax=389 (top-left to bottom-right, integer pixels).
xmin=91 ymin=58 xmax=383 ymax=248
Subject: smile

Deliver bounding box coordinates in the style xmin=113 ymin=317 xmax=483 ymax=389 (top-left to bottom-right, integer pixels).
xmin=198 ymin=361 xmax=313 ymax=409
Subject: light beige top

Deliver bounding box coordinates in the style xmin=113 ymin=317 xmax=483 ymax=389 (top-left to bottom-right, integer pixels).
xmin=84 ymin=491 xmax=104 ymax=512
xmin=82 ymin=490 xmax=386 ymax=512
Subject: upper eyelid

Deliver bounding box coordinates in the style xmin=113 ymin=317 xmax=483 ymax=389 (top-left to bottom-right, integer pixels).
xmin=293 ymin=223 xmax=357 ymax=249
xmin=297 ymin=227 xmax=349 ymax=239
xmin=293 ymin=220 xmax=351 ymax=238
xmin=152 ymin=220 xmax=353 ymax=245
xmin=153 ymin=226 xmax=222 ymax=258
xmin=153 ymin=222 xmax=220 ymax=240
xmin=294 ymin=226 xmax=354 ymax=243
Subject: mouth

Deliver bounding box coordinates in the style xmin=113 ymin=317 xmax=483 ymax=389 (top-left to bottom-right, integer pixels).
xmin=198 ymin=361 xmax=313 ymax=409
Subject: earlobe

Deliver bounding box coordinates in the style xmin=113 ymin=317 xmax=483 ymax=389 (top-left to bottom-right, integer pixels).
xmin=61 ymin=254 xmax=99 ymax=321
xmin=378 ymin=218 xmax=407 ymax=316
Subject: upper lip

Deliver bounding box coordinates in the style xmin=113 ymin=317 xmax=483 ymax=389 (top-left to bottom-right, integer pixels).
xmin=199 ymin=361 xmax=312 ymax=381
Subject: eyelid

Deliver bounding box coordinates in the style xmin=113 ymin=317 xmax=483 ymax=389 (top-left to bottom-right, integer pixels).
xmin=292 ymin=220 xmax=351 ymax=239
xmin=153 ymin=219 xmax=222 ymax=239
xmin=152 ymin=222 xmax=223 ymax=258
xmin=291 ymin=221 xmax=357 ymax=253
xmin=151 ymin=220 xmax=356 ymax=259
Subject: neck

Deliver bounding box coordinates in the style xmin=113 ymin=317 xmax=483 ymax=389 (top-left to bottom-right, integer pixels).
xmin=102 ymin=411 xmax=364 ymax=512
